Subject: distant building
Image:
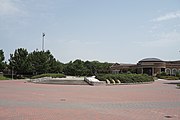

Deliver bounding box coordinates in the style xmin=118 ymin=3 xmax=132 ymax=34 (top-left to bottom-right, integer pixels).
xmin=165 ymin=60 xmax=180 ymax=76
xmin=110 ymin=63 xmax=136 ymax=74
xmin=136 ymin=58 xmax=166 ymax=76
xmin=110 ymin=58 xmax=180 ymax=76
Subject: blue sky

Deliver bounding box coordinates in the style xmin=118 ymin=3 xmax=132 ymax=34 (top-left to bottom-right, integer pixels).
xmin=0 ymin=0 xmax=180 ymax=63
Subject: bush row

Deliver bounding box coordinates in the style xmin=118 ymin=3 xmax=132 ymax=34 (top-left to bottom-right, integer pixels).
xmin=96 ymin=74 xmax=154 ymax=83
xmin=156 ymin=72 xmax=180 ymax=80
xmin=31 ymin=73 xmax=66 ymax=79
xmin=157 ymin=76 xmax=179 ymax=80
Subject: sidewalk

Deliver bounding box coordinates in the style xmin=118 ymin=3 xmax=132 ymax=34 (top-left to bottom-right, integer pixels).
xmin=0 ymin=79 xmax=179 ymax=120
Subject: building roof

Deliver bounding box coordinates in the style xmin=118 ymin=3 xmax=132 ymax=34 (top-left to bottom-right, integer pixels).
xmin=110 ymin=63 xmax=136 ymax=68
xmin=139 ymin=58 xmax=163 ymax=62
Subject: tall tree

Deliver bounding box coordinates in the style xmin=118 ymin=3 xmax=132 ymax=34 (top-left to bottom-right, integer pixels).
xmin=49 ymin=59 xmax=63 ymax=73
xmin=63 ymin=61 xmax=76 ymax=76
xmin=28 ymin=50 xmax=60 ymax=74
xmin=84 ymin=61 xmax=94 ymax=75
xmin=72 ymin=59 xmax=88 ymax=76
xmin=91 ymin=61 xmax=111 ymax=74
xmin=0 ymin=49 xmax=5 ymax=71
xmin=63 ymin=59 xmax=91 ymax=76
xmin=9 ymin=48 xmax=29 ymax=75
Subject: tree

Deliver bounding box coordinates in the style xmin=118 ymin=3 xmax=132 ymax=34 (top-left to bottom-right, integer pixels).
xmin=63 ymin=59 xmax=112 ymax=76
xmin=9 ymin=48 xmax=30 ymax=75
xmin=91 ymin=61 xmax=111 ymax=74
xmin=72 ymin=59 xmax=89 ymax=76
xmin=84 ymin=61 xmax=94 ymax=76
xmin=63 ymin=59 xmax=90 ymax=76
xmin=48 ymin=60 xmax=63 ymax=73
xmin=0 ymin=49 xmax=5 ymax=72
xmin=63 ymin=61 xmax=76 ymax=76
xmin=28 ymin=50 xmax=60 ymax=75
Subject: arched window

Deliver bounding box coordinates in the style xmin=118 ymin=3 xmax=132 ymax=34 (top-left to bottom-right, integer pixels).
xmin=165 ymin=68 xmax=171 ymax=75
xmin=172 ymin=68 xmax=177 ymax=75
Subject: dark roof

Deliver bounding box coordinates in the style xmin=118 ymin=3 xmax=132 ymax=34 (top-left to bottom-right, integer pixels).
xmin=110 ymin=63 xmax=136 ymax=68
xmin=139 ymin=58 xmax=163 ymax=62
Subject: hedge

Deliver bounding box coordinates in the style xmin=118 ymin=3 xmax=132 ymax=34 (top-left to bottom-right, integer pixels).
xmin=156 ymin=72 xmax=180 ymax=80
xmin=0 ymin=75 xmax=10 ymax=80
xmin=31 ymin=73 xmax=66 ymax=79
xmin=96 ymin=74 xmax=154 ymax=83
xmin=157 ymin=76 xmax=179 ymax=80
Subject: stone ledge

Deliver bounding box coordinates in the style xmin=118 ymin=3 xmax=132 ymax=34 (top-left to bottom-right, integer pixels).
xmin=84 ymin=76 xmax=106 ymax=86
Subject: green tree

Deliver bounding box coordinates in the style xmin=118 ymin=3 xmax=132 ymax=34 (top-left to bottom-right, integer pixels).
xmin=63 ymin=59 xmax=112 ymax=76
xmin=28 ymin=50 xmax=60 ymax=75
xmin=91 ymin=61 xmax=111 ymax=74
xmin=63 ymin=59 xmax=90 ymax=76
xmin=72 ymin=59 xmax=89 ymax=76
xmin=49 ymin=59 xmax=63 ymax=73
xmin=63 ymin=61 xmax=73 ymax=75
xmin=9 ymin=48 xmax=30 ymax=75
xmin=84 ymin=61 xmax=94 ymax=75
xmin=0 ymin=49 xmax=5 ymax=71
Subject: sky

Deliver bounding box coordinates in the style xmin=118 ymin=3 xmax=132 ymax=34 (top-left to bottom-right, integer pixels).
xmin=0 ymin=0 xmax=180 ymax=64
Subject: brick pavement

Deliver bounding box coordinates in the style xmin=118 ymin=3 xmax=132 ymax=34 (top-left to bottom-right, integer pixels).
xmin=0 ymin=79 xmax=179 ymax=120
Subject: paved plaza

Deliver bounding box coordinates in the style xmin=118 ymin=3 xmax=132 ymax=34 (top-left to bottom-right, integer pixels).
xmin=0 ymin=79 xmax=180 ymax=120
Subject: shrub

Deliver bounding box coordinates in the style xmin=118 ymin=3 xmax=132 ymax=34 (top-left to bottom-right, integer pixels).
xmin=156 ymin=72 xmax=180 ymax=80
xmin=0 ymin=75 xmax=9 ymax=80
xmin=158 ymin=76 xmax=179 ymax=80
xmin=176 ymin=72 xmax=180 ymax=77
xmin=96 ymin=74 xmax=154 ymax=83
xmin=156 ymin=72 xmax=167 ymax=78
xmin=177 ymin=84 xmax=180 ymax=88
xmin=95 ymin=74 xmax=107 ymax=81
xmin=31 ymin=73 xmax=66 ymax=79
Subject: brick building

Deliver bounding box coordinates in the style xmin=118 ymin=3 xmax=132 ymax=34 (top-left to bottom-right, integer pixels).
xmin=110 ymin=58 xmax=180 ymax=76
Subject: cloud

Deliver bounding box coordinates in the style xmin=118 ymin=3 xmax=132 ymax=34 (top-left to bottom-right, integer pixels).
xmin=152 ymin=11 xmax=180 ymax=22
xmin=0 ymin=0 xmax=24 ymax=16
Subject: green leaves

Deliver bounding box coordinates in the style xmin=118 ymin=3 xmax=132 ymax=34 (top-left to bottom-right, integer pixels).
xmin=96 ymin=74 xmax=154 ymax=83
xmin=4 ymin=48 xmax=112 ymax=77
xmin=28 ymin=50 xmax=63 ymax=75
xmin=9 ymin=48 xmax=63 ymax=75
xmin=63 ymin=59 xmax=88 ymax=76
xmin=63 ymin=59 xmax=112 ymax=76
xmin=0 ymin=50 xmax=5 ymax=62
xmin=0 ymin=49 xmax=5 ymax=71
xmin=9 ymin=48 xmax=29 ymax=74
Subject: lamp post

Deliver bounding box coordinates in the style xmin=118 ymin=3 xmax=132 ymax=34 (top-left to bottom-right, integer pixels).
xmin=11 ymin=67 xmax=13 ymax=80
xmin=42 ymin=33 xmax=45 ymax=51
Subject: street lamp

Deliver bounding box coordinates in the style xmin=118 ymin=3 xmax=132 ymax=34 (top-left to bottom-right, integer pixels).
xmin=42 ymin=33 xmax=45 ymax=51
xmin=11 ymin=67 xmax=13 ymax=80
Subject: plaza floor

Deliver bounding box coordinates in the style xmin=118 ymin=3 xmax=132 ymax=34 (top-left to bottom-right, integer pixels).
xmin=0 ymin=79 xmax=179 ymax=120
